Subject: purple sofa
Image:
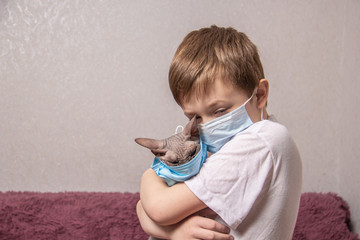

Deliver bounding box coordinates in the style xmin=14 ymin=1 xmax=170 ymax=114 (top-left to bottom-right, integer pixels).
xmin=0 ymin=191 xmax=358 ymax=240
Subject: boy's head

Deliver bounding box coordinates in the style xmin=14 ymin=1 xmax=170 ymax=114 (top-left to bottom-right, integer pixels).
xmin=169 ymin=25 xmax=264 ymax=106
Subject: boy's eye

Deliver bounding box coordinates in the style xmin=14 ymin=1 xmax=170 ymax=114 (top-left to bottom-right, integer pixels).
xmin=214 ymin=108 xmax=227 ymax=116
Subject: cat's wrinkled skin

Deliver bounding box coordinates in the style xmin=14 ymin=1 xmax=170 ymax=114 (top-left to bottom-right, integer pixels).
xmin=135 ymin=117 xmax=200 ymax=166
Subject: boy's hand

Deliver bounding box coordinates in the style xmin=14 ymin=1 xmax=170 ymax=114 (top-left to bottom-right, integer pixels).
xmin=170 ymin=214 xmax=234 ymax=240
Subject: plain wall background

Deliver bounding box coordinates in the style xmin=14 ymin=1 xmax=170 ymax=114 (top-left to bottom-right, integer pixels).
xmin=1 ymin=0 xmax=359 ymax=234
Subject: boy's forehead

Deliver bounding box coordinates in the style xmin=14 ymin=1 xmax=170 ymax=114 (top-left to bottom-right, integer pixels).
xmin=184 ymin=78 xmax=231 ymax=101
xmin=181 ymin=89 xmax=212 ymax=116
xmin=181 ymin=81 xmax=217 ymax=108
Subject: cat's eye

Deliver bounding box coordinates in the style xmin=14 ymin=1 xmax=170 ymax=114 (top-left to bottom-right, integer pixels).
xmin=187 ymin=148 xmax=197 ymax=159
xmin=151 ymin=150 xmax=166 ymax=157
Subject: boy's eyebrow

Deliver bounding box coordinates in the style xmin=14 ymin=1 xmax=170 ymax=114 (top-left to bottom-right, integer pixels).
xmin=183 ymin=100 xmax=228 ymax=117
xmin=206 ymin=100 xmax=228 ymax=109
xmin=183 ymin=111 xmax=194 ymax=118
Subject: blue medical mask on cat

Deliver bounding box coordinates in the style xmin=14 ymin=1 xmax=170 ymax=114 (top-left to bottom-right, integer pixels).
xmin=198 ymin=91 xmax=256 ymax=153
xmin=151 ymin=138 xmax=207 ymax=186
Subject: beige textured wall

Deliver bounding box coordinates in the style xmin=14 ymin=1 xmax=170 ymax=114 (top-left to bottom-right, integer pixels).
xmin=1 ymin=0 xmax=359 ymax=233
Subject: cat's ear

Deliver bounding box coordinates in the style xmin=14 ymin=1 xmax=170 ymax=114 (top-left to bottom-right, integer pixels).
xmin=135 ymin=138 xmax=163 ymax=150
xmin=135 ymin=138 xmax=170 ymax=158
xmin=183 ymin=116 xmax=199 ymax=138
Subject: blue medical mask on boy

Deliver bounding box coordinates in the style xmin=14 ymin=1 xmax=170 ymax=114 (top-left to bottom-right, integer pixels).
xmin=198 ymin=91 xmax=255 ymax=153
xmin=151 ymin=138 xmax=207 ymax=186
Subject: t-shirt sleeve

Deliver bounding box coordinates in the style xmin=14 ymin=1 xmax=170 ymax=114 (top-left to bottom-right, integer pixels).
xmin=185 ymin=132 xmax=274 ymax=229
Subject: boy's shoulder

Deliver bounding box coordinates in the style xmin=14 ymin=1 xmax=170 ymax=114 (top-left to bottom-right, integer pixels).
xmin=252 ymin=115 xmax=291 ymax=139
xmin=232 ymin=115 xmax=295 ymax=151
xmin=251 ymin=115 xmax=298 ymax=157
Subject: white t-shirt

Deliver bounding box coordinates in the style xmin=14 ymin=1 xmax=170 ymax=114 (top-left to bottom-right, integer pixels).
xmin=185 ymin=116 xmax=302 ymax=240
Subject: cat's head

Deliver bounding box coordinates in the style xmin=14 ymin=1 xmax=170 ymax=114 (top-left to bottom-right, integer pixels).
xmin=135 ymin=117 xmax=199 ymax=166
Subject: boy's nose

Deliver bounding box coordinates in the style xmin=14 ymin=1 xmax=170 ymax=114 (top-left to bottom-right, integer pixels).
xmin=201 ymin=116 xmax=216 ymax=124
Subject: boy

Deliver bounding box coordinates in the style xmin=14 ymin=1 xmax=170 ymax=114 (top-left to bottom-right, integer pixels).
xmin=137 ymin=25 xmax=302 ymax=239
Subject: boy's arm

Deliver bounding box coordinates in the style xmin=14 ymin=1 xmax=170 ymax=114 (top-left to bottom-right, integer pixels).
xmin=140 ymin=168 xmax=206 ymax=225
xmin=136 ymin=200 xmax=172 ymax=238
xmin=137 ymin=200 xmax=233 ymax=240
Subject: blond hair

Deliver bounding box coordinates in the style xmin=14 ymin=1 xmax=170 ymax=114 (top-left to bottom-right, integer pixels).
xmin=169 ymin=25 xmax=264 ymax=105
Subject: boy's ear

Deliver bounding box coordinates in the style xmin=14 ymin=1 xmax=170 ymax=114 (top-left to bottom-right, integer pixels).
xmin=256 ymin=79 xmax=269 ymax=109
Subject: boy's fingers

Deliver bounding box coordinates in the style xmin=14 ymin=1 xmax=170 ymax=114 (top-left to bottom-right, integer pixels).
xmin=174 ymin=215 xmax=233 ymax=240
xmin=194 ymin=228 xmax=234 ymax=240
xmin=197 ymin=216 xmax=231 ymax=234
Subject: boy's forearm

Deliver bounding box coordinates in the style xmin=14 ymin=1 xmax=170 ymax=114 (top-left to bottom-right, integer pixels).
xmin=140 ymin=168 xmax=206 ymax=225
xmin=136 ymin=200 xmax=172 ymax=239
xmin=140 ymin=168 xmax=190 ymax=225
xmin=140 ymin=168 xmax=169 ymax=215
xmin=137 ymin=200 xmax=233 ymax=240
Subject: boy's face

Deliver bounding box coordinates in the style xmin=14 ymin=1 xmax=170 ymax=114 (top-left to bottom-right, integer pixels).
xmin=182 ymin=79 xmax=256 ymax=125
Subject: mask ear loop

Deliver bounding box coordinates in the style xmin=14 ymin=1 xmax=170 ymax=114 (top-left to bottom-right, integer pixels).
xmin=175 ymin=125 xmax=184 ymax=134
xmin=261 ymin=108 xmax=264 ymax=121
